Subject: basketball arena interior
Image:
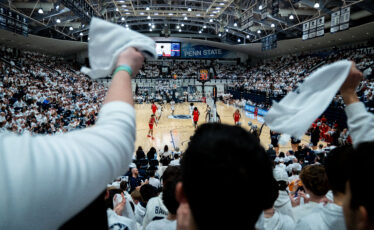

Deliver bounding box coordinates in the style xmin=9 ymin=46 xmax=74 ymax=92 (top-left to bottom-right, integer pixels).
xmin=1 ymin=0 xmax=374 ymax=229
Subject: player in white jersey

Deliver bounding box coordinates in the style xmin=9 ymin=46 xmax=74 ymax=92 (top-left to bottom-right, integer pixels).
xmin=170 ymin=100 xmax=175 ymax=115
xmin=189 ymin=103 xmax=194 ymax=115
xmin=156 ymin=104 xmax=163 ymax=123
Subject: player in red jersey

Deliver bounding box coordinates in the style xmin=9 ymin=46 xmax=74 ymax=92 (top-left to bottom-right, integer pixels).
xmin=151 ymin=101 xmax=157 ymax=115
xmin=147 ymin=114 xmax=156 ymax=140
xmin=254 ymin=107 xmax=258 ymax=117
xmin=233 ymin=109 xmax=241 ymax=125
xmin=192 ymin=107 xmax=200 ymax=129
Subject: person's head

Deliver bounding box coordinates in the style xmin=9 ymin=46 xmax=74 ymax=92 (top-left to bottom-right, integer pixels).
xmin=235 ymin=109 xmax=239 ymax=113
xmin=190 ymin=103 xmax=193 ymax=107
xmin=174 ymin=154 xmax=180 ymax=160
xmin=131 ymin=189 xmax=142 ymax=205
xmin=279 ymin=152 xmax=285 ymax=158
xmin=177 ymin=123 xmax=277 ymax=230
xmin=151 ymin=114 xmax=155 ymax=118
xmin=194 ymin=107 xmax=197 ymax=111
xmin=120 ymin=181 xmax=128 ymax=192
xmin=299 ymin=165 xmax=329 ymax=198
xmin=344 ymin=142 xmax=374 ymax=230
xmin=325 ymin=146 xmax=353 ymax=196
xmin=161 ymin=166 xmax=182 ymax=216
xmin=164 ymin=145 xmax=169 ymax=152
xmin=137 ymin=146 xmax=143 ymax=151
xmin=162 ymin=166 xmax=181 ymax=186
xmin=140 ymin=184 xmax=158 ymax=204
xmin=131 ymin=167 xmax=139 ymax=177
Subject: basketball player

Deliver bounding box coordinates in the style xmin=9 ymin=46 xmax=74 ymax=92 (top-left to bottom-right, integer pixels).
xmin=147 ymin=114 xmax=156 ymax=140
xmin=151 ymin=101 xmax=157 ymax=115
xmin=233 ymin=109 xmax=241 ymax=125
xmin=156 ymin=104 xmax=163 ymax=123
xmin=170 ymin=100 xmax=175 ymax=116
xmin=192 ymin=107 xmax=200 ymax=129
xmin=189 ymin=103 xmax=194 ymax=115
xmin=270 ymin=130 xmax=280 ymax=155
xmin=254 ymin=107 xmax=258 ymax=117
xmin=205 ymin=105 xmax=211 ymax=122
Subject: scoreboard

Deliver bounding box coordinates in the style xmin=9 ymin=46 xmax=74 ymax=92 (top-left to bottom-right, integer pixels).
xmin=198 ymin=69 xmax=209 ymax=82
xmin=0 ymin=7 xmax=29 ymax=36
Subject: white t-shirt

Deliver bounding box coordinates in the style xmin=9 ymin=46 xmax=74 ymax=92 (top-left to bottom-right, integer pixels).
xmin=0 ymin=102 xmax=136 ymax=230
xmin=142 ymin=194 xmax=168 ymax=230
xmin=292 ymin=201 xmax=322 ymax=222
xmin=146 ymin=218 xmax=176 ymax=230
xmin=294 ymin=203 xmax=346 ymax=230
xmin=107 ymin=208 xmax=137 ymax=230
xmin=169 ymin=159 xmax=180 ymax=166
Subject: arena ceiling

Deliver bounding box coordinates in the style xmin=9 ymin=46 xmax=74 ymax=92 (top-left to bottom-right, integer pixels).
xmin=1 ymin=0 xmax=374 ymax=44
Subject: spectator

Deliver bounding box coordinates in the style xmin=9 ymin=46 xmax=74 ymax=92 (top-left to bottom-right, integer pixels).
xmin=129 ymin=167 xmax=144 ymax=194
xmin=295 ymin=146 xmax=353 ymax=229
xmin=136 ymin=146 xmax=146 ymax=160
xmin=176 ymin=123 xmax=278 ymax=230
xmin=292 ymin=165 xmax=329 ymax=221
xmin=0 ymin=47 xmax=144 ymax=229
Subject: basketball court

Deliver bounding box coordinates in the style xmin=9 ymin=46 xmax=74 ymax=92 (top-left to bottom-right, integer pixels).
xmin=135 ymin=101 xmax=314 ymax=154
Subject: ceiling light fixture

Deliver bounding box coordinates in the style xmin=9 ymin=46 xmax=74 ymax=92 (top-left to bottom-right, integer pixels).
xmin=203 ymin=25 xmax=206 ymax=28
xmin=199 ymin=30 xmax=202 ymax=34
xmin=218 ymin=33 xmax=222 ymax=37
xmin=246 ymin=35 xmax=250 ymax=38
xmin=196 ymin=13 xmax=200 ymax=16
xmin=69 ymin=26 xmax=73 ymax=31
xmin=314 ymin=2 xmax=320 ymax=8
xmin=152 ymin=24 xmax=155 ymax=28
xmin=38 ymin=8 xmax=44 ymax=14
xmin=271 ymin=23 xmax=275 ymax=28
xmin=56 ymin=19 xmax=61 ymax=23
xmin=184 ymin=16 xmax=188 ymax=20
xmin=237 ymin=38 xmax=241 ymax=42
xmin=259 ymin=5 xmax=263 ymax=10
xmin=209 ymin=19 xmax=213 ymax=22
xmin=121 ymin=17 xmax=125 ymax=21
xmin=79 ymin=32 xmax=83 ymax=36
xmin=147 ymin=15 xmax=151 ymax=19
xmin=179 ymin=29 xmax=182 ymax=32
xmin=140 ymin=12 xmax=144 ymax=15
xmin=168 ymin=13 xmax=173 ymax=16
xmin=181 ymin=24 xmax=184 ymax=27
xmin=257 ymin=30 xmax=261 ymax=34
xmin=234 ymin=22 xmax=237 ymax=27
xmin=146 ymin=7 xmax=150 ymax=10
xmin=219 ymin=2 xmax=225 ymax=5
xmin=289 ymin=14 xmax=294 ymax=20
xmin=188 ymin=8 xmax=192 ymax=11
xmin=154 ymin=12 xmax=159 ymax=15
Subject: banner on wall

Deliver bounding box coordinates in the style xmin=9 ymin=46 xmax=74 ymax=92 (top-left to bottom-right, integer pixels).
xmin=181 ymin=43 xmax=238 ymax=59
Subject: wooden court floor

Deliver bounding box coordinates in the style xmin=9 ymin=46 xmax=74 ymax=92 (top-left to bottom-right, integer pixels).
xmin=134 ymin=102 xmax=314 ymax=155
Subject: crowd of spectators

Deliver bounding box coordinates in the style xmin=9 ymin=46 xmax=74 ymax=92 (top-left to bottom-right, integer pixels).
xmin=0 ymin=46 xmax=107 ymax=135
xmin=1 ymin=44 xmax=374 ymax=230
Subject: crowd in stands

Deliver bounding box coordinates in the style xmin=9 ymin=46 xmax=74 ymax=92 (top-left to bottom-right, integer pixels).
xmin=0 ymin=46 xmax=107 ymax=134
xmin=1 ymin=45 xmax=374 ymax=230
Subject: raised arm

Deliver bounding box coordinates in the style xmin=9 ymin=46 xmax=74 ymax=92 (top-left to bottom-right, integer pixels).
xmin=0 ymin=48 xmax=144 ymax=229
xmin=341 ymin=62 xmax=374 ymax=146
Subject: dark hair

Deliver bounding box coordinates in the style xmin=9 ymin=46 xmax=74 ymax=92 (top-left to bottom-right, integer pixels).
xmin=162 ymin=166 xmax=181 ymax=185
xmin=324 ymin=146 xmax=353 ymax=194
xmin=349 ymin=142 xmax=374 ymax=221
xmin=164 ymin=145 xmax=169 ymax=152
xmin=120 ymin=181 xmax=128 ymax=191
xmin=174 ymin=154 xmax=180 ymax=159
xmin=140 ymin=184 xmax=157 ymax=203
xmin=300 ymin=165 xmax=329 ymax=197
xmin=162 ymin=167 xmax=181 ymax=215
xmin=279 ymin=152 xmax=285 ymax=158
xmin=181 ymin=123 xmax=277 ymax=230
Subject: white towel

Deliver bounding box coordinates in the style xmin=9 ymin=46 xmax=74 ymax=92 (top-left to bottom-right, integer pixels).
xmin=81 ymin=17 xmax=157 ymax=79
xmin=264 ymin=60 xmax=352 ymax=139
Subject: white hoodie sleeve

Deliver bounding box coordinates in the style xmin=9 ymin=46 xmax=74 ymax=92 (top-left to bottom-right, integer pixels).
xmin=0 ymin=101 xmax=136 ymax=230
xmin=345 ymin=102 xmax=374 ymax=146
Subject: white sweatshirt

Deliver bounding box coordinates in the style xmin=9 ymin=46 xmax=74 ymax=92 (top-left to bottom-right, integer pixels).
xmin=345 ymin=102 xmax=374 ymax=146
xmin=142 ymin=194 xmax=168 ymax=230
xmin=0 ymin=102 xmax=136 ymax=230
xmin=294 ymin=203 xmax=346 ymax=230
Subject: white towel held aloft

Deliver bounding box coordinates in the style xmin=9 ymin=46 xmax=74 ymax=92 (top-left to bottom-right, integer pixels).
xmin=81 ymin=17 xmax=157 ymax=79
